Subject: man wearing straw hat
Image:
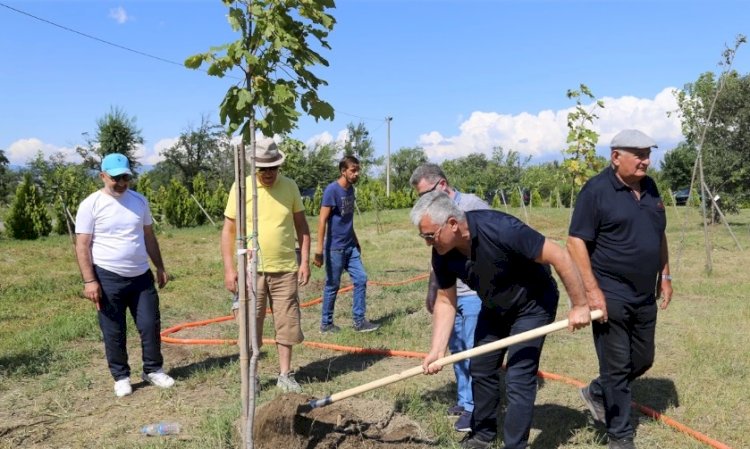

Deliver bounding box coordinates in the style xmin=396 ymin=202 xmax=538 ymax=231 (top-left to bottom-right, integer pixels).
xmin=221 ymin=137 xmax=311 ymax=393
xmin=568 ymin=129 xmax=673 ymax=449
xmin=411 ymin=191 xmax=592 ymax=449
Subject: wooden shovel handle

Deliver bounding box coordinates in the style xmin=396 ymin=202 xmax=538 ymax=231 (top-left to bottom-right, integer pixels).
xmin=309 ymin=309 xmax=603 ymax=409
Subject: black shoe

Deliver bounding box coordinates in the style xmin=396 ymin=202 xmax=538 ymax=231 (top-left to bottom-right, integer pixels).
xmin=354 ymin=319 xmax=380 ymax=332
xmin=320 ymin=323 xmax=341 ymax=334
xmin=609 ymin=437 xmax=636 ymax=449
xmin=454 ymin=410 xmax=472 ymax=432
xmin=580 ymin=385 xmax=606 ymax=424
xmin=446 ymin=404 xmax=465 ymax=416
xmin=459 ymin=433 xmax=492 ymax=449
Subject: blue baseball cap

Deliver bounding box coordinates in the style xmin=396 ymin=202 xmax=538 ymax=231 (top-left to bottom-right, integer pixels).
xmin=101 ymin=153 xmax=133 ymax=177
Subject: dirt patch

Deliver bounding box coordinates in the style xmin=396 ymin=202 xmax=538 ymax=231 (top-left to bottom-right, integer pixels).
xmin=254 ymin=393 xmax=437 ymax=449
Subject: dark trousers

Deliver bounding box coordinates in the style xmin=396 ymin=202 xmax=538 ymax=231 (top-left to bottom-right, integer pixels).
xmin=95 ymin=266 xmax=164 ymax=380
xmin=470 ymin=296 xmax=557 ymax=448
xmin=589 ymin=298 xmax=657 ymax=440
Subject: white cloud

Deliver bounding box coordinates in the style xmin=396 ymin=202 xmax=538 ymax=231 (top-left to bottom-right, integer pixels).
xmin=108 ymin=6 xmax=131 ymax=24
xmin=6 ymin=138 xmax=80 ymax=165
xmin=305 ymin=132 xmax=333 ymax=147
xmin=418 ymin=87 xmax=683 ymax=162
xmin=305 ymin=129 xmax=348 ymax=148
xmin=136 ymin=139 xmax=173 ymax=166
xmin=6 ymin=137 xmax=168 ymax=168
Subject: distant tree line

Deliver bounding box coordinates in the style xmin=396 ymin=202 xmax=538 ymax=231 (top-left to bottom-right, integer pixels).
xmin=3 ymin=67 xmax=750 ymax=240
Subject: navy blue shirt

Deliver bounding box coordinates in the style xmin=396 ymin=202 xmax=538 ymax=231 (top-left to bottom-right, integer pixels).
xmin=569 ymin=166 xmax=666 ymax=303
xmin=322 ymin=181 xmax=356 ymax=250
xmin=433 ymin=210 xmax=559 ymax=311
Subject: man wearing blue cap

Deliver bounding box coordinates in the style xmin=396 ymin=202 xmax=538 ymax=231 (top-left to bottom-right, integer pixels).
xmin=567 ymin=129 xmax=673 ymax=449
xmin=75 ymin=153 xmax=174 ymax=398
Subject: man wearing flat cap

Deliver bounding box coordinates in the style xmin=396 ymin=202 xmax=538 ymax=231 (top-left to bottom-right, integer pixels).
xmin=221 ymin=137 xmax=311 ymax=393
xmin=567 ymin=129 xmax=673 ymax=449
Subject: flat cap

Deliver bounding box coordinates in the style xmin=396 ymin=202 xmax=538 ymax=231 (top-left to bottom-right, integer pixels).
xmin=610 ymin=129 xmax=658 ymax=149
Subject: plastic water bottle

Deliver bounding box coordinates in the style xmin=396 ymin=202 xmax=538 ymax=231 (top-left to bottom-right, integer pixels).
xmin=140 ymin=422 xmax=181 ymax=436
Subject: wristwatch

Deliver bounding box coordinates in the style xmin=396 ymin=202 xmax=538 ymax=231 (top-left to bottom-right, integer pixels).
xmin=661 ymin=274 xmax=673 ymax=281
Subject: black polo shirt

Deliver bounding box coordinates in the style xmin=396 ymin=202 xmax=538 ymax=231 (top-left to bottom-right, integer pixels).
xmin=432 ymin=209 xmax=559 ymax=311
xmin=569 ymin=166 xmax=666 ymax=303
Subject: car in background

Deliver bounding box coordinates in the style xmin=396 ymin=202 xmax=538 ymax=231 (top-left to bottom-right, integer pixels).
xmin=673 ymin=188 xmax=690 ymax=206
xmin=673 ymin=187 xmax=701 ymax=206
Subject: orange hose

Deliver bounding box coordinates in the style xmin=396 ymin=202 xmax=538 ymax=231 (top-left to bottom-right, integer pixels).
xmin=160 ymin=272 xmax=733 ymax=449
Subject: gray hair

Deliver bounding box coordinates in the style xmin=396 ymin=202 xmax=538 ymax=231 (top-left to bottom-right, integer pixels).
xmin=409 ymin=163 xmax=449 ymax=187
xmin=410 ymin=190 xmax=465 ymax=227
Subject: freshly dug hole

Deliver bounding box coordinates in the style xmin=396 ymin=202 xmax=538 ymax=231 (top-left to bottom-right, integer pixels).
xmin=253 ymin=392 xmax=438 ymax=449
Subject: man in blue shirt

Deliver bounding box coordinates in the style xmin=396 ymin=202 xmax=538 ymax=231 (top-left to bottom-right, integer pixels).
xmin=568 ymin=129 xmax=673 ymax=449
xmin=313 ymin=155 xmax=379 ymax=333
xmin=411 ymin=191 xmax=592 ymax=449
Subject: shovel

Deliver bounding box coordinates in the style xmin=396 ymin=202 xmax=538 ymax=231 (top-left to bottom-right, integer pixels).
xmin=307 ymin=309 xmax=603 ymax=410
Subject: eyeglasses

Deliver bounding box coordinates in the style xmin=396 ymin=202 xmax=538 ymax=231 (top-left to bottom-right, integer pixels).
xmin=418 ymin=179 xmax=442 ymax=197
xmin=418 ymin=223 xmax=444 ymax=242
xmin=108 ymin=174 xmax=132 ymax=182
xmin=257 ymin=166 xmax=280 ymax=173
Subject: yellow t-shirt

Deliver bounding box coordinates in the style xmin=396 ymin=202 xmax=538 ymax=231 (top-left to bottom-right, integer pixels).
xmin=225 ymin=174 xmax=304 ymax=273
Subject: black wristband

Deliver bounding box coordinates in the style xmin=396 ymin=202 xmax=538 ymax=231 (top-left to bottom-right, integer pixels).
xmin=84 ymin=279 xmax=97 ymax=284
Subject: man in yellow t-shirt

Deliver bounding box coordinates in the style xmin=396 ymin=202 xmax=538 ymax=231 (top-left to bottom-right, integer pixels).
xmin=221 ymin=137 xmax=311 ymax=393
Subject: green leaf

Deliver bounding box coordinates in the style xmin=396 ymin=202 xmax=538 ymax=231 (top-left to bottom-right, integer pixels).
xmin=184 ymin=54 xmax=205 ymax=69
xmin=236 ymin=89 xmax=253 ymax=110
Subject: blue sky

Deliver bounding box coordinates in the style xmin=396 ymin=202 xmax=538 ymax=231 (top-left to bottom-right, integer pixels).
xmin=1 ymin=0 xmax=749 ymax=168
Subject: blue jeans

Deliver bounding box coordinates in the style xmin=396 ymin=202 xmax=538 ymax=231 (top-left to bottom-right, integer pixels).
xmin=321 ymin=245 xmax=368 ymax=326
xmin=94 ymin=266 xmax=164 ymax=380
xmin=449 ymin=294 xmax=481 ymax=413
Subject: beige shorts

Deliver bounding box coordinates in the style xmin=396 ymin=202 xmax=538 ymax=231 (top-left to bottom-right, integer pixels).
xmin=252 ymin=271 xmax=304 ymax=346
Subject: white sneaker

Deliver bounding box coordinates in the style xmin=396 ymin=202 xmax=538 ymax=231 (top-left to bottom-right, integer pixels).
xmin=114 ymin=378 xmax=132 ymax=397
xmin=142 ymin=370 xmax=175 ymax=389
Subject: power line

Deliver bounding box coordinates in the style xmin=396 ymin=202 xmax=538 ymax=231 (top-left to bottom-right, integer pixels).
xmin=1 ymin=2 xmax=187 ymax=68
xmin=1 ymin=2 xmax=385 ymax=126
xmin=335 ymin=110 xmax=387 ymax=122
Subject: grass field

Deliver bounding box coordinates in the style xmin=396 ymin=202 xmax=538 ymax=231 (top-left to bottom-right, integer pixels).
xmin=1 ymin=205 xmax=748 ymax=448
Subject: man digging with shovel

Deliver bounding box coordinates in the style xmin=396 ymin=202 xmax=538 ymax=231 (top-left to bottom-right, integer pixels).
xmin=411 ymin=191 xmax=592 ymax=449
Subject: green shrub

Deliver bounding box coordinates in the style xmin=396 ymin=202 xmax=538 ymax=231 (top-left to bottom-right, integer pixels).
xmin=6 ymin=173 xmax=51 ymax=239
xmin=509 ymin=188 xmax=522 ymax=207
xmin=531 ymin=190 xmax=543 ymax=207
xmin=163 ymin=179 xmax=200 ymax=228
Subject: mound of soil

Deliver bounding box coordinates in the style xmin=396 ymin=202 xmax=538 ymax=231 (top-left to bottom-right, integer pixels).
xmin=253 ymin=393 xmax=438 ymax=449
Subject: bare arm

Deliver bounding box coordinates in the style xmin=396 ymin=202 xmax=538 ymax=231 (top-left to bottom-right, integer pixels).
xmin=144 ymin=225 xmax=168 ymax=288
xmin=423 ymin=285 xmax=457 ymax=374
xmin=75 ymin=233 xmax=100 ymax=310
xmin=221 ymin=217 xmax=238 ymax=293
xmin=566 ymin=235 xmax=608 ymax=321
xmin=293 ymin=210 xmax=311 ymax=286
xmin=313 ymin=206 xmax=332 ymax=267
xmin=657 ymin=232 xmax=673 ymax=309
xmin=536 ymin=238 xmax=591 ymax=331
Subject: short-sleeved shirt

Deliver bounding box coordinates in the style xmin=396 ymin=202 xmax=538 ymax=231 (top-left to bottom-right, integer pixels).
xmin=321 ymin=181 xmax=356 ymax=250
xmin=225 ymin=174 xmax=304 ymax=273
xmin=433 ymin=209 xmax=559 ymax=311
xmin=569 ymin=166 xmax=666 ymax=303
xmin=452 ymin=191 xmax=489 ymax=297
xmin=75 ymin=190 xmax=153 ymax=278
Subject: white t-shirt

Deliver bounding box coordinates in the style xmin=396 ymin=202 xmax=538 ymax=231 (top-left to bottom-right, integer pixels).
xmin=75 ymin=189 xmax=153 ymax=278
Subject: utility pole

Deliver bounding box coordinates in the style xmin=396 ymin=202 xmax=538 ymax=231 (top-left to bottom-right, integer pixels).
xmin=386 ymin=116 xmax=392 ymax=197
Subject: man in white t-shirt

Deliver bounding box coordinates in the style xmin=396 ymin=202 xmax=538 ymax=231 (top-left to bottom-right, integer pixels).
xmin=75 ymin=153 xmax=174 ymax=398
